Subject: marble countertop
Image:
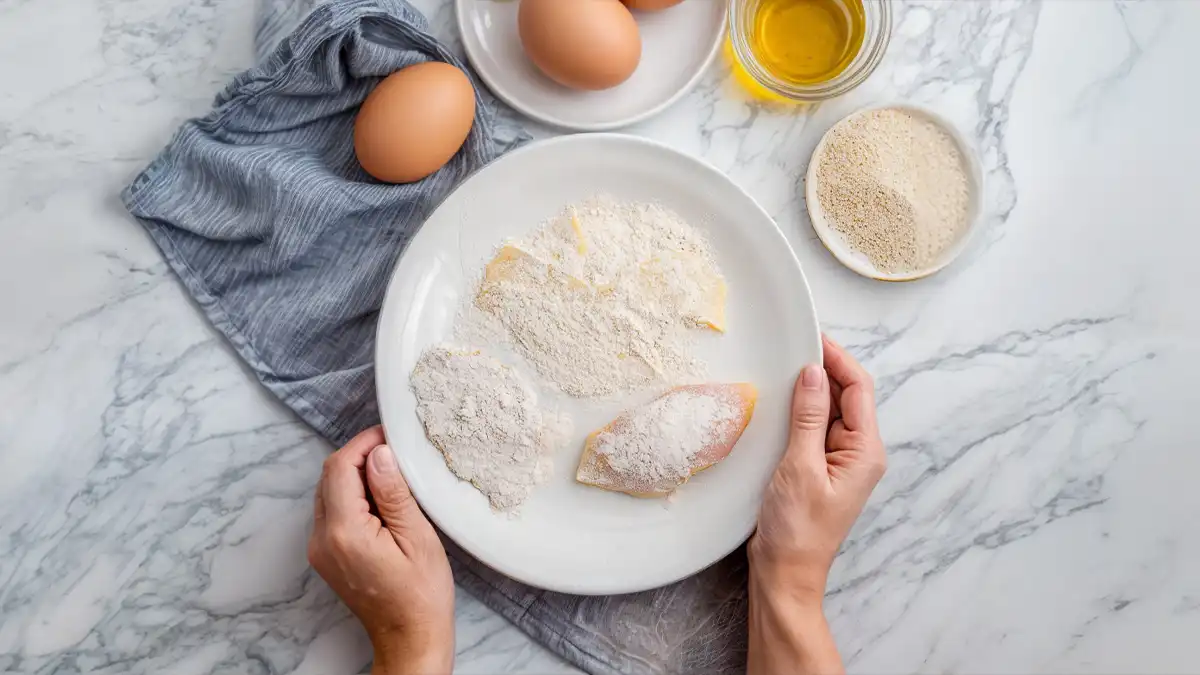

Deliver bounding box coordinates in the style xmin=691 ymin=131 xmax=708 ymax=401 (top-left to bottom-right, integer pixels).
xmin=3 ymin=0 xmax=1198 ymax=672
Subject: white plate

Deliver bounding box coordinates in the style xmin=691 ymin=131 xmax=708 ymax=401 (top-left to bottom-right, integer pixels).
xmin=805 ymin=103 xmax=985 ymax=281
xmin=375 ymin=134 xmax=821 ymax=594
xmin=456 ymin=0 xmax=727 ymax=131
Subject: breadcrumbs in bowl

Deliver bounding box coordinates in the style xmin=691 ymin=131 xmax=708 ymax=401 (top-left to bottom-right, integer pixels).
xmin=805 ymin=103 xmax=984 ymax=281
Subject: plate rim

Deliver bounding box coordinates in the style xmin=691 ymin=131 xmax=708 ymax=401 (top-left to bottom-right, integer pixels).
xmin=454 ymin=0 xmax=728 ymax=132
xmin=375 ymin=133 xmax=821 ymax=594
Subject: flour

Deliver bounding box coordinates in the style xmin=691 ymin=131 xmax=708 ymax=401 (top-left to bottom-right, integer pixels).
xmin=411 ymin=196 xmax=729 ymax=509
xmin=581 ymin=387 xmax=740 ymax=495
xmin=469 ymin=196 xmax=726 ymax=398
xmin=409 ymin=346 xmax=570 ymax=512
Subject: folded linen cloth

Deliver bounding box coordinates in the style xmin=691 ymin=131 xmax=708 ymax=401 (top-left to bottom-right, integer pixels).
xmin=122 ymin=1 xmax=751 ymax=673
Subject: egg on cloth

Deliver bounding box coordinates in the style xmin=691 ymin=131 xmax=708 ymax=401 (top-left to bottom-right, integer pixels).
xmin=518 ymin=0 xmax=641 ymax=91
xmin=353 ymin=62 xmax=476 ymax=184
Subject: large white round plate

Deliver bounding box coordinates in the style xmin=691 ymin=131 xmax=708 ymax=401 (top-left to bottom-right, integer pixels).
xmin=376 ymin=134 xmax=821 ymax=594
xmin=456 ymin=0 xmax=727 ymax=131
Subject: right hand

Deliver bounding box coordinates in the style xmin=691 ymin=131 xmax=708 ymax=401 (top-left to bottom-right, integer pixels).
xmin=749 ymin=334 xmax=887 ymax=600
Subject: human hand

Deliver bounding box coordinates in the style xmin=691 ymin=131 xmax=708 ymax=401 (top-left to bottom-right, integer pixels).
xmin=750 ymin=334 xmax=887 ymax=602
xmin=308 ymin=426 xmax=455 ymax=675
xmin=746 ymin=336 xmax=885 ymax=675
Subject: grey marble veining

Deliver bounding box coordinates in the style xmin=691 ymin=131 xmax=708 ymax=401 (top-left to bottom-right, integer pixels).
xmin=2 ymin=0 xmax=1198 ymax=673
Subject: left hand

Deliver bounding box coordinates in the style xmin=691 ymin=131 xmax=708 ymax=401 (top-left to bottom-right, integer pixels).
xmin=308 ymin=426 xmax=455 ymax=675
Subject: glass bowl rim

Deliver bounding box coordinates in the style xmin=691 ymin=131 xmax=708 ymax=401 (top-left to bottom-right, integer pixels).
xmin=727 ymin=0 xmax=893 ymax=102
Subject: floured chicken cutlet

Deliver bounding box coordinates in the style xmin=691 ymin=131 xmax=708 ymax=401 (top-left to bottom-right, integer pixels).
xmin=576 ymin=383 xmax=757 ymax=497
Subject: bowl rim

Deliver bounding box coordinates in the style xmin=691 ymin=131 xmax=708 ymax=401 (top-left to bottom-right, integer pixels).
xmin=727 ymin=0 xmax=893 ymax=102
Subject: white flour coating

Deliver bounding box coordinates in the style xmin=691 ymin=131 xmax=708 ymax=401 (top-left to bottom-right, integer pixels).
xmin=470 ymin=196 xmax=726 ymax=398
xmin=584 ymin=388 xmax=739 ymax=493
xmin=409 ymin=346 xmax=570 ymax=512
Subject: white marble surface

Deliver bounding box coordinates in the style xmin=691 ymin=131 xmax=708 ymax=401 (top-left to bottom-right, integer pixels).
xmin=2 ymin=0 xmax=1198 ymax=673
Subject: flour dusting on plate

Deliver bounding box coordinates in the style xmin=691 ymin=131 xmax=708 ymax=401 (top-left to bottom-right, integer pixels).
xmin=410 ymin=347 xmax=570 ymax=512
xmin=470 ymin=195 xmax=727 ymax=398
xmin=410 ymin=195 xmax=729 ymax=511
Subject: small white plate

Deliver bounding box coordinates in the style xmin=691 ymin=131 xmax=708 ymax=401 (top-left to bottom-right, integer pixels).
xmin=456 ymin=0 xmax=727 ymax=131
xmin=805 ymin=103 xmax=984 ymax=281
xmin=375 ymin=134 xmax=821 ymax=594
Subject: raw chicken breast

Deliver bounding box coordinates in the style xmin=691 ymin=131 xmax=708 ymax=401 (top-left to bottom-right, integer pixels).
xmin=576 ymin=383 xmax=757 ymax=497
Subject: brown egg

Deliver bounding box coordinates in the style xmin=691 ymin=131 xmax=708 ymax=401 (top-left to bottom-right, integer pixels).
xmin=353 ymin=62 xmax=476 ymax=184
xmin=622 ymin=0 xmax=684 ymax=10
xmin=518 ymin=0 xmax=641 ymax=91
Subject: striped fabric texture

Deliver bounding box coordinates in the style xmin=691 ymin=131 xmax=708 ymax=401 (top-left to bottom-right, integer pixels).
xmin=122 ymin=2 xmax=752 ymax=674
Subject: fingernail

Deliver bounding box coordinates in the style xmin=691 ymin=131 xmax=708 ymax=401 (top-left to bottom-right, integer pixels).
xmin=369 ymin=445 xmax=397 ymax=474
xmin=801 ymin=363 xmax=824 ymax=390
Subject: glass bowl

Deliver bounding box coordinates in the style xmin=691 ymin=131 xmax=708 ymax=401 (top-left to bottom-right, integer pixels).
xmin=728 ymin=0 xmax=892 ymax=102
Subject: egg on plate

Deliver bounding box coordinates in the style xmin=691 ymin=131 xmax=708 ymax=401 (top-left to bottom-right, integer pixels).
xmin=622 ymin=0 xmax=685 ymax=11
xmin=518 ymin=0 xmax=641 ymax=91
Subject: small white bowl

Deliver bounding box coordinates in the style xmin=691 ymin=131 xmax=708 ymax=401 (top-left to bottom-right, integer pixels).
xmin=804 ymin=102 xmax=984 ymax=282
xmin=456 ymin=0 xmax=727 ymax=132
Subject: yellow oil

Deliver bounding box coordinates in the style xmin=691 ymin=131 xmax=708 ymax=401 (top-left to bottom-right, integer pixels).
xmin=725 ymin=39 xmax=788 ymax=102
xmin=750 ymin=0 xmax=866 ymax=85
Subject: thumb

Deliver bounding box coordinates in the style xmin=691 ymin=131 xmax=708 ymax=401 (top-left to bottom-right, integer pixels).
xmin=786 ymin=363 xmax=830 ymax=465
xmin=366 ymin=444 xmax=427 ymax=535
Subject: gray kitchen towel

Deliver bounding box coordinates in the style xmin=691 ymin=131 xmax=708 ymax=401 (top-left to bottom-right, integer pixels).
xmin=122 ymin=1 xmax=751 ymax=673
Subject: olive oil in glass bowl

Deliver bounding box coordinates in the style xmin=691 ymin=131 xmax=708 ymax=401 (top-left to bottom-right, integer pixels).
xmin=729 ymin=0 xmax=891 ymax=102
